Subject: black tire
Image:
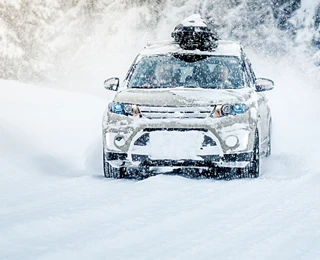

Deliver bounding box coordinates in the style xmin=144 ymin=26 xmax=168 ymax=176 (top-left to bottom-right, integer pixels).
xmin=248 ymin=131 xmax=260 ymax=178
xmin=103 ymin=152 xmax=126 ymax=179
xmin=266 ymin=120 xmax=272 ymax=157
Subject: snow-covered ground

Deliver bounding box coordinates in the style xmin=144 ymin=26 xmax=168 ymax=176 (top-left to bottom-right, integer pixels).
xmin=1 ymin=50 xmax=320 ymax=259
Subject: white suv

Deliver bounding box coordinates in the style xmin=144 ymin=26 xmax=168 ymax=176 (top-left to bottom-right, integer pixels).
xmin=102 ymin=17 xmax=274 ymax=179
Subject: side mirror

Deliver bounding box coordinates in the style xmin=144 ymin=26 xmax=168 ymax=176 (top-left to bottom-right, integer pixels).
xmin=104 ymin=77 xmax=119 ymax=91
xmin=255 ymin=78 xmax=274 ymax=92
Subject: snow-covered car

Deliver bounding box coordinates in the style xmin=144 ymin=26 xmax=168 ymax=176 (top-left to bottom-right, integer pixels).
xmin=102 ymin=16 xmax=274 ymax=179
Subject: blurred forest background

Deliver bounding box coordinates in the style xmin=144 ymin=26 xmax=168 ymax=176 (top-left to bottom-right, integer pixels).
xmin=0 ymin=0 xmax=319 ymax=85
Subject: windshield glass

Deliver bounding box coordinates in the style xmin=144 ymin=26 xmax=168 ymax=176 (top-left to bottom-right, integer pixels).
xmin=128 ymin=54 xmax=244 ymax=89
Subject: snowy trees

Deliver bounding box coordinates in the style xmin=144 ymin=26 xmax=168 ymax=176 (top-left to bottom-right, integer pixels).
xmin=313 ymin=5 xmax=320 ymax=49
xmin=0 ymin=0 xmax=116 ymax=82
xmin=271 ymin=0 xmax=301 ymax=29
xmin=0 ymin=1 xmax=24 ymax=80
xmin=0 ymin=0 xmax=319 ymax=84
xmin=0 ymin=0 xmax=64 ymax=81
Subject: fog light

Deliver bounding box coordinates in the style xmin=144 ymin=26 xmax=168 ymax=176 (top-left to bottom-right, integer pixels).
xmin=114 ymin=136 xmax=125 ymax=147
xmin=225 ymin=136 xmax=238 ymax=148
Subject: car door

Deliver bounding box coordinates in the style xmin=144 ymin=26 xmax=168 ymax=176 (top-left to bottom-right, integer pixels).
xmin=242 ymin=56 xmax=269 ymax=142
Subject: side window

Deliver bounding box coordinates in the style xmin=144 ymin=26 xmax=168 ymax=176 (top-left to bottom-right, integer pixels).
xmin=125 ymin=55 xmax=139 ymax=81
xmin=243 ymin=67 xmax=251 ymax=88
xmin=241 ymin=55 xmax=255 ymax=88
xmin=241 ymin=61 xmax=252 ymax=87
xmin=246 ymin=58 xmax=256 ymax=81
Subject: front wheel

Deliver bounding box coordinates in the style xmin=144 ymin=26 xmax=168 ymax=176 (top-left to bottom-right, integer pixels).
xmin=103 ymin=152 xmax=126 ymax=178
xmin=104 ymin=162 xmax=126 ymax=179
xmin=248 ymin=131 xmax=260 ymax=178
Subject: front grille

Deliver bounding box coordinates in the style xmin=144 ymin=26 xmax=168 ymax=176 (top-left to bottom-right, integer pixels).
xmin=139 ymin=105 xmax=214 ymax=119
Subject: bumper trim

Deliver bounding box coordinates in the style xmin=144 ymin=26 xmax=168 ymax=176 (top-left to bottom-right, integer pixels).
xmin=105 ymin=152 xmax=253 ymax=168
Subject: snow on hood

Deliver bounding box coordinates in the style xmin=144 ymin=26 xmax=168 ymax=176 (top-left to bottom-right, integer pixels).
xmin=114 ymin=87 xmax=253 ymax=106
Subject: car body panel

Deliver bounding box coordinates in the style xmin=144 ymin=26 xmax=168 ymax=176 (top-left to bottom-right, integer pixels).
xmin=102 ymin=40 xmax=273 ymax=174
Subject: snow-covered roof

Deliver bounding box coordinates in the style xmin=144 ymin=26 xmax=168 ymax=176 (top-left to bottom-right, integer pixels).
xmin=141 ymin=40 xmax=242 ymax=58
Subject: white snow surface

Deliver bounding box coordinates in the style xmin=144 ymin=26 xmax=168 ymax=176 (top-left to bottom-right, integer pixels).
xmin=1 ymin=52 xmax=320 ymax=259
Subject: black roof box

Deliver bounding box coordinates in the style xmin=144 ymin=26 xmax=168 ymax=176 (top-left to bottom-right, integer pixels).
xmin=171 ymin=14 xmax=219 ymax=51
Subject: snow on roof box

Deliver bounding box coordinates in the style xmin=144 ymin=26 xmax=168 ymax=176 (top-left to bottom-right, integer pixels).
xmin=171 ymin=14 xmax=219 ymax=51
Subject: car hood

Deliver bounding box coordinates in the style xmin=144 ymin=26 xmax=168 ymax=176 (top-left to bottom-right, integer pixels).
xmin=114 ymin=87 xmax=254 ymax=106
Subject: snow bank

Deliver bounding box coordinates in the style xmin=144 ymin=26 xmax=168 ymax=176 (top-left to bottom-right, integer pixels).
xmin=1 ymin=49 xmax=320 ymax=259
xmin=1 ymin=3 xmax=320 ymax=256
xmin=0 ymin=80 xmax=107 ymax=178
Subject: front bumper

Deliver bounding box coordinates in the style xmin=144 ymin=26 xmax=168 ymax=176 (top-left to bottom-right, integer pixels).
xmin=103 ymin=110 xmax=256 ymax=156
xmin=104 ymin=126 xmax=255 ymax=170
xmin=103 ymin=110 xmax=257 ymax=177
xmin=105 ymin=151 xmax=253 ymax=169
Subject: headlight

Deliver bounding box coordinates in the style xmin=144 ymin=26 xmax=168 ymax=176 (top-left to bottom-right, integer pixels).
xmin=108 ymin=102 xmax=141 ymax=117
xmin=211 ymin=104 xmax=246 ymax=118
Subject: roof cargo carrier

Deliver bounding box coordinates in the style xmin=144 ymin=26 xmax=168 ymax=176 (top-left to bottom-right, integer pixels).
xmin=171 ymin=14 xmax=219 ymax=51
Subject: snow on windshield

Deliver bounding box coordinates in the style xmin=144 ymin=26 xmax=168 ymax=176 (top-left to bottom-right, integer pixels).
xmin=128 ymin=55 xmax=244 ymax=89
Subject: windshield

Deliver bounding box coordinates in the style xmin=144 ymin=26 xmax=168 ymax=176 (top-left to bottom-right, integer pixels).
xmin=128 ymin=54 xmax=244 ymax=89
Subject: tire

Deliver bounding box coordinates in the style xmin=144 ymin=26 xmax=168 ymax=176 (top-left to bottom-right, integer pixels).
xmin=248 ymin=131 xmax=260 ymax=178
xmin=266 ymin=120 xmax=272 ymax=157
xmin=103 ymin=152 xmax=126 ymax=179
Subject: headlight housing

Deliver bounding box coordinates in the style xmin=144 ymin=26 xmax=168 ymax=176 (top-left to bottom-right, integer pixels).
xmin=211 ymin=104 xmax=246 ymax=118
xmin=108 ymin=102 xmax=141 ymax=117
